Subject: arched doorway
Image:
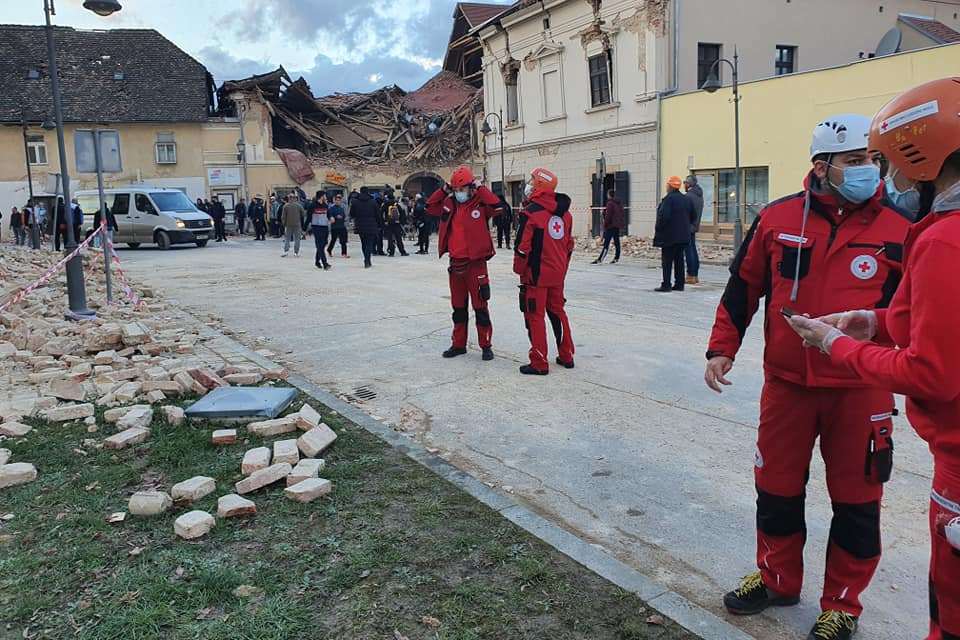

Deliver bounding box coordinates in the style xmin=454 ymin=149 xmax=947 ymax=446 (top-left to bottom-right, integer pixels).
xmin=402 ymin=171 xmax=443 ymax=199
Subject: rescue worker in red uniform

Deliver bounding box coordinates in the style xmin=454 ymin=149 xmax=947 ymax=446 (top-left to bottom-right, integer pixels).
xmin=705 ymin=114 xmax=911 ymax=640
xmin=426 ymin=166 xmax=503 ymax=360
xmin=789 ymin=79 xmax=960 ymax=640
xmin=513 ymin=168 xmax=575 ymax=375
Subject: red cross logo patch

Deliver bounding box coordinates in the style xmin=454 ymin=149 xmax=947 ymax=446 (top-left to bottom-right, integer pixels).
xmin=547 ymin=215 xmax=565 ymax=240
xmin=471 ymin=209 xmax=481 ymax=220
xmin=850 ymin=254 xmax=878 ymax=280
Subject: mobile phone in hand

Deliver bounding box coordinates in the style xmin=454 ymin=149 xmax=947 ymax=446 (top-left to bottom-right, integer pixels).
xmin=780 ymin=307 xmax=797 ymax=319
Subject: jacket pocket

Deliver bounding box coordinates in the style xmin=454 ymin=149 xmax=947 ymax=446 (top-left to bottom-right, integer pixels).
xmin=775 ymin=235 xmax=816 ymax=280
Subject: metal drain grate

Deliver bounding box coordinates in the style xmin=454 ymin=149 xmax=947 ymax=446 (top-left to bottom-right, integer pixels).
xmin=343 ymin=385 xmax=377 ymax=403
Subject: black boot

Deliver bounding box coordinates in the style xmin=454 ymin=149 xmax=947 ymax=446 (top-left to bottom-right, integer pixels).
xmin=654 ymin=284 xmax=672 ymax=292
xmin=519 ymin=365 xmax=548 ymax=375
xmin=442 ymin=347 xmax=467 ymax=358
xmin=807 ymin=610 xmax=858 ymax=640
xmin=482 ymin=347 xmax=494 ymax=361
xmin=723 ymin=572 xmax=800 ymax=616
xmin=555 ymin=357 xmax=575 ymax=369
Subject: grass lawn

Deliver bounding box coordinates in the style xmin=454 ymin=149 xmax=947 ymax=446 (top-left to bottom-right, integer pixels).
xmin=0 ymin=392 xmax=694 ymax=640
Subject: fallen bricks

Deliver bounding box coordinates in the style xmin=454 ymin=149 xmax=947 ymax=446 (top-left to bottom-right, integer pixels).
xmin=287 ymin=458 xmax=325 ymax=486
xmin=171 ymin=476 xmax=216 ymax=503
xmin=235 ymin=462 xmax=292 ymax=495
xmin=104 ymin=426 xmax=150 ymax=450
xmin=174 ymin=510 xmax=215 ymax=539
xmin=211 ymin=429 xmax=237 ymax=445
xmin=297 ymin=424 xmax=337 ymax=458
xmin=284 ymin=478 xmax=332 ymax=503
xmin=0 ymin=462 xmax=38 ymax=489
xmin=128 ymin=490 xmax=173 ymax=516
xmin=241 ymin=447 xmax=271 ymax=475
xmin=217 ymin=493 xmax=256 ymax=518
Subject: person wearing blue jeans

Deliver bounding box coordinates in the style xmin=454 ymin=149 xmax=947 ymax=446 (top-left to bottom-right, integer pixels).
xmin=683 ymin=175 xmax=704 ymax=284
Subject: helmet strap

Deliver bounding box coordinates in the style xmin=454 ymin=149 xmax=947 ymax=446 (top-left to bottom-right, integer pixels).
xmin=916 ymin=181 xmax=937 ymax=222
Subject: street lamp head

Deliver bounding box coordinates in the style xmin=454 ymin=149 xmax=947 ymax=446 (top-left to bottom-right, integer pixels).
xmin=83 ymin=0 xmax=122 ymax=16
xmin=41 ymin=119 xmax=56 ymax=130
xmin=480 ymin=120 xmax=493 ymax=135
xmin=236 ymin=140 xmax=246 ymax=153
xmin=701 ymin=72 xmax=722 ymax=93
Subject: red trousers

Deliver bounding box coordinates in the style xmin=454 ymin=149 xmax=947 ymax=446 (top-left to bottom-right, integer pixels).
xmin=928 ymin=466 xmax=960 ymax=640
xmin=520 ymin=284 xmax=574 ymax=371
xmin=755 ymin=374 xmax=894 ymax=616
xmin=449 ymin=259 xmax=492 ymax=349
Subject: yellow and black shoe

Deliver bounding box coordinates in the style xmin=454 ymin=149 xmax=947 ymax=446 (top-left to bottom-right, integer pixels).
xmin=723 ymin=572 xmax=800 ymax=615
xmin=807 ymin=610 xmax=858 ymax=640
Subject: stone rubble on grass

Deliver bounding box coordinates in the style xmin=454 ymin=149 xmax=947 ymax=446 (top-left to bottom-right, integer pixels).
xmin=103 ymin=426 xmax=150 ymax=450
xmin=272 ymin=439 xmax=300 ymax=466
xmin=241 ymin=447 xmax=271 ymax=475
xmin=0 ymin=462 xmax=38 ymax=489
xmin=287 ymin=458 xmax=325 ymax=486
xmin=223 ymin=372 xmax=263 ymax=385
xmin=49 ymin=380 xmax=86 ymax=401
xmin=145 ymin=390 xmax=166 ymax=404
xmin=43 ymin=403 xmax=95 ymax=422
xmin=297 ymin=424 xmax=337 ymax=457
xmin=188 ymin=368 xmax=228 ymax=390
xmin=117 ymin=406 xmax=153 ymax=430
xmin=295 ymin=403 xmax=322 ymax=431
xmin=211 ymin=429 xmax=237 ymax=445
xmin=0 ymin=448 xmax=11 ymax=465
xmin=284 ymin=478 xmax=332 ymax=503
xmin=162 ymin=405 xmax=185 ymax=426
xmin=171 ymin=476 xmax=216 ymax=502
xmin=104 ymin=404 xmax=148 ymax=424
xmin=128 ymin=490 xmax=173 ymax=516
xmin=217 ymin=493 xmax=256 ymax=518
xmin=247 ymin=416 xmax=298 ymax=437
xmin=174 ymin=510 xmax=215 ymax=539
xmin=0 ymin=421 xmax=32 ymax=437
xmin=235 ymin=462 xmax=292 ymax=495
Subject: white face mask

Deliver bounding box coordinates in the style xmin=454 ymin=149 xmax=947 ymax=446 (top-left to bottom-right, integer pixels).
xmin=523 ymin=183 xmax=534 ymax=199
xmin=454 ymin=190 xmax=470 ymax=203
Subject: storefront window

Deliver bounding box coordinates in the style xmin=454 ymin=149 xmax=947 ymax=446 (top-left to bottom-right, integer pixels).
xmin=694 ymin=167 xmax=769 ymax=227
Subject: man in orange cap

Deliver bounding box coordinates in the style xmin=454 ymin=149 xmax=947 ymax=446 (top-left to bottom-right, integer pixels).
xmin=514 ymin=168 xmax=575 ymax=375
xmin=426 ymin=166 xmax=503 ymax=360
xmin=653 ymin=176 xmax=696 ymax=292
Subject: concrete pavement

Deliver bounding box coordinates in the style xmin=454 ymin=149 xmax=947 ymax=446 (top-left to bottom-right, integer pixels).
xmin=121 ymin=236 xmax=932 ymax=639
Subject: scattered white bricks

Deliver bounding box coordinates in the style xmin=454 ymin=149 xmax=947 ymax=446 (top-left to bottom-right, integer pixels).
xmin=94 ymin=350 xmax=117 ymax=365
xmin=247 ymin=416 xmax=298 ymax=437
xmin=217 ymin=493 xmax=256 ymax=518
xmin=114 ymin=382 xmax=143 ymax=403
xmin=224 ymin=372 xmax=263 ymax=385
xmin=43 ymin=403 xmax=95 ymax=422
xmin=284 ymin=478 xmax=332 ymax=503
xmin=287 ymin=458 xmax=325 ymax=486
xmin=171 ymin=476 xmax=216 ymax=502
xmin=117 ymin=406 xmax=153 ymax=430
xmin=121 ymin=322 xmax=149 ymax=346
xmin=104 ymin=404 xmax=148 ymax=424
xmin=142 ymin=381 xmax=181 ymax=395
xmin=173 ymin=371 xmax=195 ymax=393
xmin=297 ymin=424 xmax=337 ymax=458
xmin=162 ymin=405 xmax=185 ymax=426
xmin=0 ymin=462 xmax=38 ymax=489
xmin=104 ymin=426 xmax=150 ymax=450
xmin=174 ymin=510 xmax=215 ymax=539
xmin=272 ymin=439 xmax=299 ymax=465
xmin=188 ymin=368 xmax=227 ymax=390
xmin=145 ymin=390 xmax=166 ymax=404
xmin=0 ymin=421 xmax=32 ymax=437
xmin=128 ymin=490 xmax=173 ymax=516
xmin=49 ymin=380 xmax=86 ymax=401
xmin=235 ymin=462 xmax=292 ymax=494
xmin=0 ymin=448 xmax=10 ymax=465
xmin=241 ymin=447 xmax=271 ymax=475
xmin=211 ymin=429 xmax=237 ymax=445
xmin=295 ymin=404 xmax=322 ymax=431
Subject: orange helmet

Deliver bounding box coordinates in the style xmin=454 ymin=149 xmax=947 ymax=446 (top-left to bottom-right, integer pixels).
xmin=667 ymin=176 xmax=683 ymax=189
xmin=530 ymin=167 xmax=558 ymax=193
xmin=869 ymin=77 xmax=960 ymax=182
xmin=450 ymin=165 xmax=475 ymax=189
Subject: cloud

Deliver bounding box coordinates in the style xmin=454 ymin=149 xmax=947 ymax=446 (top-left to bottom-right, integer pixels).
xmin=198 ymin=46 xmax=273 ymax=85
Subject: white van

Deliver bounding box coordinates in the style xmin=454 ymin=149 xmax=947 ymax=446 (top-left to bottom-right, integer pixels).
xmin=75 ymin=187 xmax=213 ymax=249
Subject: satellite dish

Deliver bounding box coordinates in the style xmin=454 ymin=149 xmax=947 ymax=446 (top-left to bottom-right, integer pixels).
xmin=875 ymin=27 xmax=903 ymax=57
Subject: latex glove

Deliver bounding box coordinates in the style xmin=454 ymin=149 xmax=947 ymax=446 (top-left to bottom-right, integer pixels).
xmin=816 ymin=310 xmax=877 ymax=341
xmin=704 ymin=356 xmax=734 ymax=394
xmin=788 ymin=315 xmax=844 ymax=355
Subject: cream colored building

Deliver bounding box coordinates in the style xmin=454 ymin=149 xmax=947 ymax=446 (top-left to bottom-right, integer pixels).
xmin=478 ymin=0 xmax=960 ymax=237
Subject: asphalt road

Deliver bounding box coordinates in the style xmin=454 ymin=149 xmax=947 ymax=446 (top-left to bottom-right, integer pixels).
xmin=120 ymin=235 xmax=932 ymax=640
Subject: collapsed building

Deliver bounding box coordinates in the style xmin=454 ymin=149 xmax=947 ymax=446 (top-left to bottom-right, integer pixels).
xmin=217 ymin=67 xmax=485 ymax=198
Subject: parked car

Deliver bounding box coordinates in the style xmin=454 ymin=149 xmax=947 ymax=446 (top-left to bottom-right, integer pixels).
xmin=75 ymin=187 xmax=214 ymax=249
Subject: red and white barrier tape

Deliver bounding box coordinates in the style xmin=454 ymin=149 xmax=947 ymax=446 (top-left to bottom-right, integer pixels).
xmin=105 ymin=232 xmax=145 ymax=309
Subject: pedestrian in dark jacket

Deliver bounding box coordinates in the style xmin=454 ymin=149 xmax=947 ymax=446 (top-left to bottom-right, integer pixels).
xmin=654 ymin=176 xmax=695 ymax=292
xmin=196 ymin=197 xmax=207 ymax=212
xmin=93 ymin=199 xmax=118 ymax=250
xmin=683 ymin=175 xmax=705 ymax=284
xmin=382 ymin=194 xmax=408 ymax=256
xmin=326 ymin=193 xmax=349 ymax=257
xmin=234 ymin=199 xmax=247 ymax=236
xmin=592 ymin=190 xmax=626 ymax=264
xmin=248 ymin=195 xmax=267 ymax=241
xmin=496 ymin=195 xmax=514 ymax=249
xmin=413 ymin=194 xmax=431 ymax=254
xmin=209 ymin=196 xmax=228 ymax=242
xmin=349 ymin=187 xmax=380 ymax=268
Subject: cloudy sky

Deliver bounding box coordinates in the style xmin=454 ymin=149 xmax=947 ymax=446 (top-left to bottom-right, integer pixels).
xmin=7 ymin=0 xmax=478 ymax=96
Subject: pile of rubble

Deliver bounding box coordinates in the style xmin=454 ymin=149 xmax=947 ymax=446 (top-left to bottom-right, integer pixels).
xmin=574 ymin=235 xmax=734 ymax=264
xmin=0 ymin=245 xmax=335 ymax=539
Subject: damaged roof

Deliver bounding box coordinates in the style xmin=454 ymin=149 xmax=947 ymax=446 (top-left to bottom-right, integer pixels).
xmin=458 ymin=2 xmax=513 ymax=28
xmin=898 ymin=14 xmax=960 ymax=44
xmin=0 ymin=24 xmax=211 ymax=124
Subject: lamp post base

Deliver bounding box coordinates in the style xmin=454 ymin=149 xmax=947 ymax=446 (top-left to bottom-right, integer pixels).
xmin=64 ymin=309 xmax=97 ymax=322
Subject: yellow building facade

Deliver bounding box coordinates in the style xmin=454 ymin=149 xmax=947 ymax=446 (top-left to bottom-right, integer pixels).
xmin=659 ymin=43 xmax=960 ymax=240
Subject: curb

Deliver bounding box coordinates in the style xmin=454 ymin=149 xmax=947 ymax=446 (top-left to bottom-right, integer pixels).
xmin=202 ymin=327 xmax=753 ymax=640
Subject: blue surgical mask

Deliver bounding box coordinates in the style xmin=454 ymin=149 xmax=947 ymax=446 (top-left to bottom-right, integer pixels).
xmin=885 ymin=177 xmax=920 ymax=216
xmin=830 ymin=164 xmax=881 ymax=204
xmin=454 ymin=190 xmax=469 ymax=203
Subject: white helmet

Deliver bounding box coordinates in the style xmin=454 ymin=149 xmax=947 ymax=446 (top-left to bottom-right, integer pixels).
xmin=809 ymin=114 xmax=871 ymax=160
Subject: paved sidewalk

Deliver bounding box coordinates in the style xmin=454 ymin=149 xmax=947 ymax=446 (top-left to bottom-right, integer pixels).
xmin=122 ymin=238 xmax=933 ymax=640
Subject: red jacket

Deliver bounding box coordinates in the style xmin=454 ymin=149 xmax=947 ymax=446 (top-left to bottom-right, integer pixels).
xmin=514 ymin=192 xmax=574 ymax=287
xmin=832 ymin=208 xmax=960 ymax=473
xmin=707 ymin=173 xmax=910 ymax=388
xmin=426 ymin=185 xmax=502 ymax=260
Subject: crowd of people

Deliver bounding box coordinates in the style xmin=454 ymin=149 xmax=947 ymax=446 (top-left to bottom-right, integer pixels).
xmin=5 ymin=196 xmax=89 ymax=249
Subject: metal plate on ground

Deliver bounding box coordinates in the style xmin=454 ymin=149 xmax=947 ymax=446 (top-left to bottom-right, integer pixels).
xmin=185 ymin=386 xmax=297 ymax=419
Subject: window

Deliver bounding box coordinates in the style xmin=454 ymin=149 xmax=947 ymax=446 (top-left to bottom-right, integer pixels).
xmin=698 ymin=43 xmax=721 ymax=88
xmin=775 ymin=45 xmax=796 ymax=76
xmin=111 ymin=193 xmax=129 ymax=216
xmin=135 ymin=193 xmax=157 ymax=215
xmin=150 ymin=191 xmax=196 ymax=212
xmin=505 ymin=67 xmax=520 ymax=125
xmin=696 ymin=167 xmax=768 ymax=225
xmin=588 ymin=52 xmax=612 ymax=107
xmin=542 ymin=68 xmax=563 ymax=118
xmin=155 ymin=132 xmax=176 ymax=164
xmin=26 ymin=135 xmax=47 ymax=165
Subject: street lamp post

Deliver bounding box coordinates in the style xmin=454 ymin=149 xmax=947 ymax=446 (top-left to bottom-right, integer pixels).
xmin=701 ymin=47 xmax=743 ymax=252
xmin=236 ymin=101 xmax=249 ymax=203
xmin=43 ymin=0 xmax=122 ymax=319
xmin=480 ymin=109 xmax=506 ymax=199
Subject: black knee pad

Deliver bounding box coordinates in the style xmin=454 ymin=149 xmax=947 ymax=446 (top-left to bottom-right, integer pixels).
xmin=479 ymin=283 xmax=491 ymax=300
xmin=452 ymin=307 xmax=468 ymax=324
xmin=830 ymin=501 xmax=881 ymax=559
xmin=756 ymin=488 xmax=806 ymax=537
xmin=475 ymin=308 xmax=491 ymax=327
